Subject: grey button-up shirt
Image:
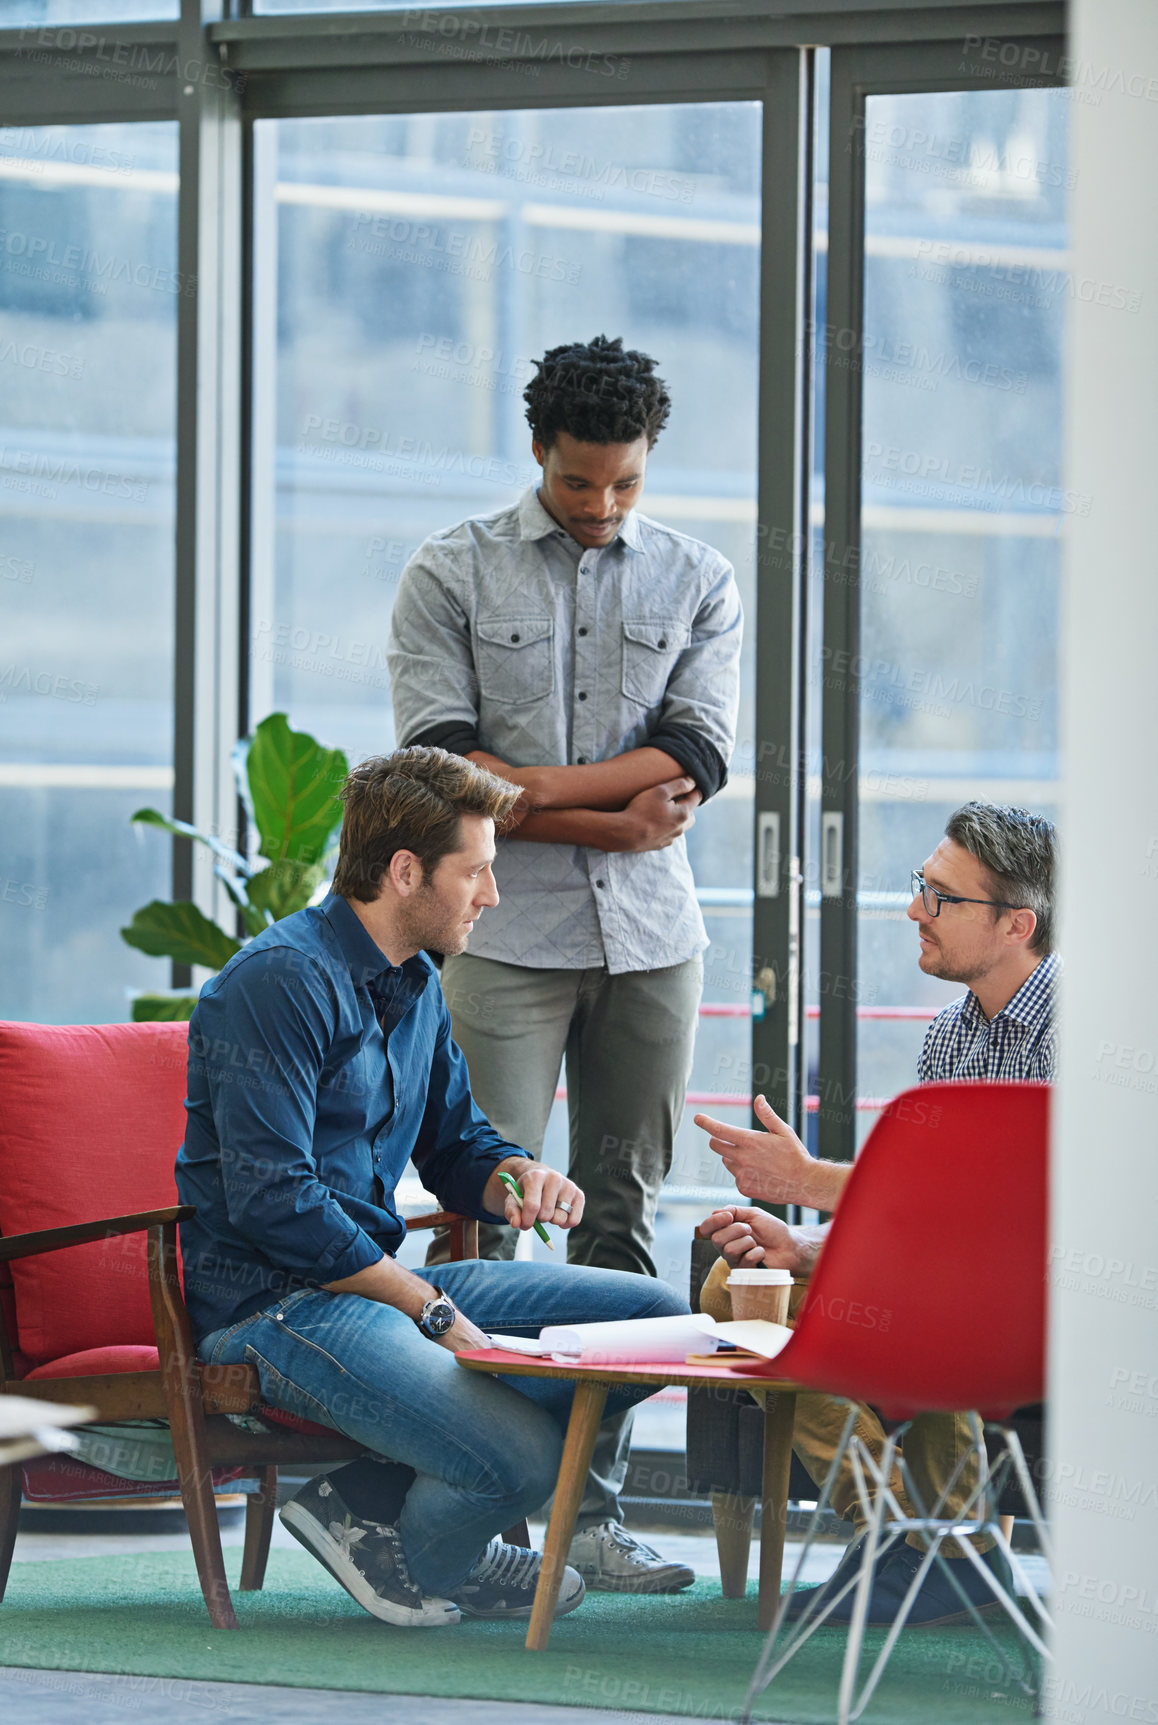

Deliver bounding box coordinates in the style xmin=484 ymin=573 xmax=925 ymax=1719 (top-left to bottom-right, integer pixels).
xmin=388 ymin=487 xmax=742 ymax=974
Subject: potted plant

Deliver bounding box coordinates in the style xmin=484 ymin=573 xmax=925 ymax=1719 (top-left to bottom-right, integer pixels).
xmin=121 ymin=713 xmax=348 ymax=1021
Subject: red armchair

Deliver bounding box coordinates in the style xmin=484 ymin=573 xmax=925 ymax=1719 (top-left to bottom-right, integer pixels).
xmin=0 ymin=1019 xmax=481 ymax=1629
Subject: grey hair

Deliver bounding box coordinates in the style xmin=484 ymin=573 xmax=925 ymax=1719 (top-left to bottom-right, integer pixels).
xmin=944 ymin=802 xmax=1058 ymax=953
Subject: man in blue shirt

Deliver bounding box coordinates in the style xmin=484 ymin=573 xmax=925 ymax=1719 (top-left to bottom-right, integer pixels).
xmin=178 ymin=746 xmax=688 ymax=1629
xmin=692 ymin=802 xmax=1058 ymax=1628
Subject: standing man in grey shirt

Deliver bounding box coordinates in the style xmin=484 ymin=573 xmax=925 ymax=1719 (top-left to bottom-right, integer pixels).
xmin=388 ymin=334 xmax=742 ymax=1592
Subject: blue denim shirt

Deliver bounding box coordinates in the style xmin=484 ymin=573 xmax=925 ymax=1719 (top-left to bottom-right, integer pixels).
xmin=176 ymin=894 xmax=518 ymax=1340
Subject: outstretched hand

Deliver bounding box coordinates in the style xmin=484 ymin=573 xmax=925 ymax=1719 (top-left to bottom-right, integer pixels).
xmin=693 ymin=1094 xmax=814 ymax=1205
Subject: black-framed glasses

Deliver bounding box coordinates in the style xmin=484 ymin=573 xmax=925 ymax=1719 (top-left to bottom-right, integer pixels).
xmin=909 ymin=870 xmax=1020 ymax=919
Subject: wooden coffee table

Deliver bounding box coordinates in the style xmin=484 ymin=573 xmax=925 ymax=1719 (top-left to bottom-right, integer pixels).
xmin=457 ymin=1349 xmax=796 ymax=1650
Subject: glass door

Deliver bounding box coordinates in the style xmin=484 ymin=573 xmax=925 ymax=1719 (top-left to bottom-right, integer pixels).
xmin=816 ymin=42 xmax=1068 ymax=1161
xmin=247 ymin=101 xmax=764 ymax=1290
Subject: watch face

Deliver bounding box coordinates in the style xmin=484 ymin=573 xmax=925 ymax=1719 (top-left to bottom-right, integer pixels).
xmin=422 ymin=1297 xmax=456 ymax=1338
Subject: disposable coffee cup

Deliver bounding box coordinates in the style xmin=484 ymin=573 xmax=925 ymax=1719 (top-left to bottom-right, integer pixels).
xmin=726 ymin=1266 xmax=793 ymax=1326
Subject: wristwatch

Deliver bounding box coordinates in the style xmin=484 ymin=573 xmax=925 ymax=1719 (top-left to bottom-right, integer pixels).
xmin=416 ymin=1287 xmax=457 ymax=1340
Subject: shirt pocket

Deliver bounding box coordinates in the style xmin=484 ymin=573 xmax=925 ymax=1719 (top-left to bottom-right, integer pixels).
xmin=475 ymin=616 xmax=555 ymax=706
xmin=621 ymin=618 xmax=690 ymax=709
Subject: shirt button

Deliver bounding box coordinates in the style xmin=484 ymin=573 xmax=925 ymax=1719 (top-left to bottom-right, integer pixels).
xmin=595 ymin=879 xmax=606 ymax=889
xmin=577 ymin=626 xmax=588 ymax=637
xmin=658 ymin=638 xmax=667 ymax=649
xmin=510 ymin=632 xmax=520 ymax=643
xmin=578 ymin=691 xmax=587 ymax=701
xmin=577 ymin=756 xmax=588 ymax=764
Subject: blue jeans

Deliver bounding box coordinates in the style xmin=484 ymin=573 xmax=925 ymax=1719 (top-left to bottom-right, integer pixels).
xmin=199 ymin=1259 xmax=687 ymax=1594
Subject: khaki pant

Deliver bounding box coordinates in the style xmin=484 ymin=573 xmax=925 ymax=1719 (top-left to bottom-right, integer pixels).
xmin=431 ymin=950 xmax=702 ymax=1526
xmin=700 ymin=1256 xmax=991 ymax=1555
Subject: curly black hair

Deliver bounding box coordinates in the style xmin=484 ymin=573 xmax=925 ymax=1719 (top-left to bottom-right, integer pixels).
xmin=523 ymin=335 xmax=672 ymax=450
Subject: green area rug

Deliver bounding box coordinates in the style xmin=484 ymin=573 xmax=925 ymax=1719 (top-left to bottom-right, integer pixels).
xmin=2 ymin=1550 xmax=1037 ymax=1722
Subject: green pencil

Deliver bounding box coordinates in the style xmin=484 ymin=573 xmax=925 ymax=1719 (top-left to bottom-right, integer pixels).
xmin=497 ymin=1170 xmax=554 ymax=1249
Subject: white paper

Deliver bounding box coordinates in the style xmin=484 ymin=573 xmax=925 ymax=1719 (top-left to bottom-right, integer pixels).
xmin=713 ymin=1318 xmax=794 ymax=1360
xmin=486 ymin=1315 xmax=719 ymax=1362
xmin=485 ymin=1333 xmax=550 ymax=1355
xmin=539 ymin=1312 xmax=719 ymax=1364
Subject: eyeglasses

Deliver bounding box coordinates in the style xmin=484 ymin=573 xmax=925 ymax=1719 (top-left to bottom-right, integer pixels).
xmin=910 ymin=870 xmax=1020 ymax=919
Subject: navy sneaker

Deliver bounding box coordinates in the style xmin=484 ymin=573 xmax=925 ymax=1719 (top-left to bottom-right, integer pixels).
xmin=280 ymin=1474 xmax=459 ymax=1628
xmin=781 ymin=1532 xmax=879 ymax=1623
xmin=870 ymin=1539 xmax=1014 ymax=1626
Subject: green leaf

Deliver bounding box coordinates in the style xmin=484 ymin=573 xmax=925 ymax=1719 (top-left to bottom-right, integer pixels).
xmin=121 ymin=901 xmax=241 ymax=971
xmin=131 ymin=808 xmax=248 ymax=876
xmin=246 ymin=859 xmax=325 ymax=923
xmin=215 ymin=867 xmax=269 ymax=938
xmin=131 ymin=993 xmax=199 ymax=1022
xmin=243 ymin=714 xmax=347 ymax=867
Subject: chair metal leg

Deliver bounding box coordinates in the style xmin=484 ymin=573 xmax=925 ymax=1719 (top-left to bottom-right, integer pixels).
xmin=838 ymin=1428 xmax=901 ymax=1725
xmin=0 ymin=1466 xmax=21 ymax=1604
xmin=240 ymin=1466 xmax=277 ymax=1592
xmin=711 ymin=1491 xmax=755 ymax=1598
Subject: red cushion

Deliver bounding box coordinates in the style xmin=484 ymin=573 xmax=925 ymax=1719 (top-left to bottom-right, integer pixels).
xmin=0 ymin=1020 xmax=190 ymax=1365
xmin=22 ymin=1454 xmax=245 ymax=1502
xmin=257 ymin=1402 xmax=337 ymax=1439
xmin=25 ymin=1345 xmax=161 ymax=1379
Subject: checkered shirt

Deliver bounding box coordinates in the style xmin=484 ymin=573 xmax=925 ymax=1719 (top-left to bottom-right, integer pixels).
xmin=917 ymin=951 xmax=1060 ymax=1083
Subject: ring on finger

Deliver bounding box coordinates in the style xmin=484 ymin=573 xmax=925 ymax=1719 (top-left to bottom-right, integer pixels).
xmin=555 ymin=1199 xmax=574 ymax=1215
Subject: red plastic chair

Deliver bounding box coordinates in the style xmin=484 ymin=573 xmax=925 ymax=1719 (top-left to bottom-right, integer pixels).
xmin=738 ymin=1081 xmax=1051 ymax=1725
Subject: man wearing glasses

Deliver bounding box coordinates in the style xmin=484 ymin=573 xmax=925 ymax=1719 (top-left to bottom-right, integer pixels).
xmin=693 ymin=801 xmax=1058 ymax=1625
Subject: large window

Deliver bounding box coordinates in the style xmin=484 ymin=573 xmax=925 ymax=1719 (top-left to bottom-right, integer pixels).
xmin=853 ymin=86 xmax=1068 ymax=1134
xmin=0 ymin=121 xmax=177 ymax=1022
xmin=251 ymin=102 xmax=762 ymax=1283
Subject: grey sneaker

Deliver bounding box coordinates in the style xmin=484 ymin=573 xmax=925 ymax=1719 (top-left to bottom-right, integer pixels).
xmin=451 ymin=1537 xmax=585 ymax=1620
xmin=567 ymin=1520 xmax=695 ymax=1593
xmin=280 ymin=1474 xmax=460 ymax=1628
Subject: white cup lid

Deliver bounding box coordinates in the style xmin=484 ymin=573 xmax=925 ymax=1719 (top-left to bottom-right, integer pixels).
xmin=726 ymin=1267 xmax=792 ymax=1285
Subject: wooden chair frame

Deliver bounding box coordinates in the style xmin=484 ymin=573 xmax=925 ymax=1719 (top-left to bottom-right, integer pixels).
xmin=0 ymin=1202 xmax=489 ymax=1628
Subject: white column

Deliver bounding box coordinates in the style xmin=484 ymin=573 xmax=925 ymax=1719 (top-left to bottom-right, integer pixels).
xmin=1051 ymin=2 xmax=1158 ymax=1719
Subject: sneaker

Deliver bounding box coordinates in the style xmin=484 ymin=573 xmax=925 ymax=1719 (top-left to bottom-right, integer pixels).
xmin=450 ymin=1537 xmax=585 ymax=1620
xmin=279 ymin=1474 xmax=460 ymax=1628
xmin=567 ymin=1520 xmax=695 ymax=1594
xmin=870 ymin=1538 xmax=1014 ymax=1626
